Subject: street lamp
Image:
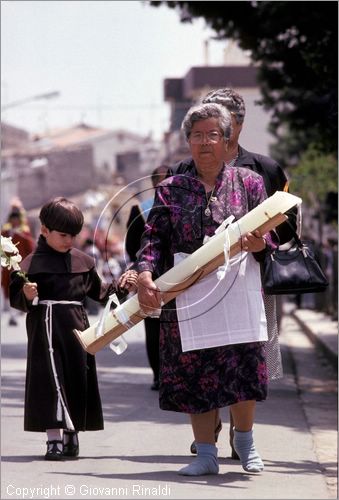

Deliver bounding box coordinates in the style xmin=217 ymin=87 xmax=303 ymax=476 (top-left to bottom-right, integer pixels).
xmin=1 ymin=91 xmax=60 ymax=111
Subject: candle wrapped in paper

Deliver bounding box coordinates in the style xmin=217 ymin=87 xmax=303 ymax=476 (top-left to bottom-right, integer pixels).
xmin=74 ymin=191 xmax=301 ymax=354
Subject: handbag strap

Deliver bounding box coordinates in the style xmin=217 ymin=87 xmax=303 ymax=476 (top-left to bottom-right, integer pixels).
xmin=281 ymin=217 xmax=304 ymax=249
xmin=296 ymin=202 xmax=302 ymax=238
xmin=273 ymin=202 xmax=303 ymax=249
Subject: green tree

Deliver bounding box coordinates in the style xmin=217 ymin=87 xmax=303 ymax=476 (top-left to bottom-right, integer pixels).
xmin=289 ymin=144 xmax=337 ymax=208
xmin=151 ymin=1 xmax=338 ymax=162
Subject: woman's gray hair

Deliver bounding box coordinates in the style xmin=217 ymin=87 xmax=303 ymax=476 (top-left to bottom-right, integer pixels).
xmin=181 ymin=102 xmax=232 ymax=141
xmin=202 ymin=88 xmax=246 ymax=125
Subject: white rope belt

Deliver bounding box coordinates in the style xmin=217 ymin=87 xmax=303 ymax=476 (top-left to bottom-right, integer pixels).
xmin=39 ymin=299 xmax=82 ymax=431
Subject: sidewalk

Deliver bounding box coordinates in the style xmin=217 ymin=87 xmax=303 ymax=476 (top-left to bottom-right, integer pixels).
xmin=1 ymin=309 xmax=336 ymax=500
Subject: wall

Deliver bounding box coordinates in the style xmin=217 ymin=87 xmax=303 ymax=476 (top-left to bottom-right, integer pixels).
xmin=239 ymin=88 xmax=273 ymax=156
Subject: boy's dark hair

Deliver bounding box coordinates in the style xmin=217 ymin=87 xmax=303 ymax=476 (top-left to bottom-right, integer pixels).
xmin=39 ymin=197 xmax=84 ymax=236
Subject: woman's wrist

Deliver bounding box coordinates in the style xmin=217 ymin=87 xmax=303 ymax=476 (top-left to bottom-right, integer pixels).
xmin=255 ymin=238 xmax=266 ymax=252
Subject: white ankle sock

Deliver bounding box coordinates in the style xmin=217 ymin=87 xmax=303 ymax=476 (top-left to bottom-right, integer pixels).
xmin=46 ymin=429 xmax=62 ymax=441
xmin=178 ymin=443 xmax=219 ymax=476
xmin=233 ymin=429 xmax=264 ymax=472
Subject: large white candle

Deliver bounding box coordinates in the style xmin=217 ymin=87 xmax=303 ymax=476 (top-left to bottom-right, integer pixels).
xmin=156 ymin=191 xmax=301 ymax=289
xmin=74 ymin=191 xmax=301 ymax=353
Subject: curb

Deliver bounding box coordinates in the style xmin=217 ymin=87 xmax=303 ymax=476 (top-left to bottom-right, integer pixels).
xmin=291 ymin=309 xmax=338 ymax=372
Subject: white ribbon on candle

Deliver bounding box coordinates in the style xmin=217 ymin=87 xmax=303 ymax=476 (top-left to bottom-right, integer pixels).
xmin=109 ymin=335 xmax=128 ymax=355
xmin=214 ymin=215 xmax=235 ymax=236
xmin=202 ymin=215 xmax=236 ymax=281
xmin=215 ymin=215 xmax=235 ymax=281
xmin=96 ymin=293 xmax=128 ymax=355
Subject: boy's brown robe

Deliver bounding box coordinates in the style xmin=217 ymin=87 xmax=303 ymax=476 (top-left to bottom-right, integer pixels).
xmin=10 ymin=235 xmax=124 ymax=432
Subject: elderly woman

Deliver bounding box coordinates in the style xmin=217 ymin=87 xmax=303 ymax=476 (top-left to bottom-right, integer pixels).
xmin=137 ymin=102 xmax=273 ymax=476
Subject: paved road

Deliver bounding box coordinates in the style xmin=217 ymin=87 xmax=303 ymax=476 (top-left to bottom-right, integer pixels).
xmin=1 ymin=306 xmax=337 ymax=499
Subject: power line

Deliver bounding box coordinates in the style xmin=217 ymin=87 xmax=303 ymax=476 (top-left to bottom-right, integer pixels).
xmin=2 ymin=102 xmax=193 ymax=112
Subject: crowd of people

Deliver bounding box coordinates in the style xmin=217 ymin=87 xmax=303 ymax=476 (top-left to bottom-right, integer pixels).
xmin=2 ymin=87 xmax=300 ymax=476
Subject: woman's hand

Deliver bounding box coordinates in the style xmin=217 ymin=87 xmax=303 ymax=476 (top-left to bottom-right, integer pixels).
xmin=241 ymin=230 xmax=266 ymax=253
xmin=137 ymin=271 xmax=162 ymax=317
xmin=118 ymin=270 xmax=138 ymax=292
xmin=23 ymin=282 xmax=38 ymax=301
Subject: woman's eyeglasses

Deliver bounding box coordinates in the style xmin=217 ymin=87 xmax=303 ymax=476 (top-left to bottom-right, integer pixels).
xmin=189 ymin=131 xmax=223 ymax=145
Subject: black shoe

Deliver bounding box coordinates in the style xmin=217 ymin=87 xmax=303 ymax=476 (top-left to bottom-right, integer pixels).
xmin=45 ymin=440 xmax=63 ymax=461
xmin=229 ymin=426 xmax=240 ymax=460
xmin=150 ymin=380 xmax=159 ymax=391
xmin=63 ymin=431 xmax=79 ymax=458
xmin=190 ymin=419 xmax=222 ymax=454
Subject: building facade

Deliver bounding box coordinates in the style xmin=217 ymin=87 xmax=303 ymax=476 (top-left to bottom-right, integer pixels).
xmin=162 ymin=64 xmax=274 ymax=164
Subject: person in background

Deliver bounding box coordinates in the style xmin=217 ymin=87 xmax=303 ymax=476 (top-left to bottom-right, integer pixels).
xmin=81 ymin=237 xmax=103 ymax=315
xmin=9 ymin=197 xmax=138 ymax=461
xmin=137 ymin=103 xmax=276 ymax=476
xmin=102 ymin=250 xmax=123 ymax=283
xmin=169 ymin=87 xmax=296 ymax=459
xmin=125 ymin=165 xmax=168 ymax=390
xmin=1 ymin=202 xmax=35 ymax=325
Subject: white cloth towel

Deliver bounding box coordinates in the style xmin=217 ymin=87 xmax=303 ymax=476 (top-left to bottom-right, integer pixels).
xmin=175 ymin=252 xmax=268 ymax=352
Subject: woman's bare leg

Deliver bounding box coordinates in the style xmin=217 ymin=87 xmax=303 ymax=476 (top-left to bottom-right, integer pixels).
xmin=230 ymin=400 xmax=256 ymax=431
xmin=190 ymin=409 xmax=217 ymax=443
xmin=230 ymin=400 xmax=264 ymax=472
xmin=178 ymin=410 xmax=219 ymax=476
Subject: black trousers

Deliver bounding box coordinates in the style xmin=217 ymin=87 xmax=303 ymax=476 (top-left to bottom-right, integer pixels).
xmin=144 ymin=317 xmax=160 ymax=382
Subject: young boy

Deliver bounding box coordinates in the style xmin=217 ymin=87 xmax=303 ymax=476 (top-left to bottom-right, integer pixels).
xmin=9 ymin=197 xmax=137 ymax=461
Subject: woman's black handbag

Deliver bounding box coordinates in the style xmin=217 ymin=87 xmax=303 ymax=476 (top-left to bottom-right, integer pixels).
xmin=261 ymin=224 xmax=329 ymax=295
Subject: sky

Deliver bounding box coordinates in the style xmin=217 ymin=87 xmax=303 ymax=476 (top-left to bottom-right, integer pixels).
xmin=1 ymin=0 xmax=228 ymax=140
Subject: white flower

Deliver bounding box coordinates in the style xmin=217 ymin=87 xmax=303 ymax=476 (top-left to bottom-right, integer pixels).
xmin=1 ymin=235 xmax=19 ymax=254
xmin=0 ymin=235 xmax=26 ymax=277
xmin=1 ymin=256 xmax=9 ymax=269
xmin=9 ymin=254 xmax=22 ymax=271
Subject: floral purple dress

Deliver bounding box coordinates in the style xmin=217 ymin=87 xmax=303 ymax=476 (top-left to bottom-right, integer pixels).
xmin=138 ymin=165 xmax=270 ymax=413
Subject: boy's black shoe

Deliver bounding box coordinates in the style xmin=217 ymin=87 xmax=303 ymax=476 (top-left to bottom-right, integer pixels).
xmin=45 ymin=440 xmax=63 ymax=461
xmin=150 ymin=380 xmax=159 ymax=391
xmin=63 ymin=431 xmax=79 ymax=458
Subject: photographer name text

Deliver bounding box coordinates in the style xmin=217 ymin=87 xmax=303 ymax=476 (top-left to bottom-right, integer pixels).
xmin=6 ymin=483 xmax=172 ymax=499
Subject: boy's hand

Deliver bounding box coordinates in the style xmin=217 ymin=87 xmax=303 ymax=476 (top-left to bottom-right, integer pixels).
xmin=118 ymin=270 xmax=138 ymax=292
xmin=23 ymin=282 xmax=38 ymax=301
